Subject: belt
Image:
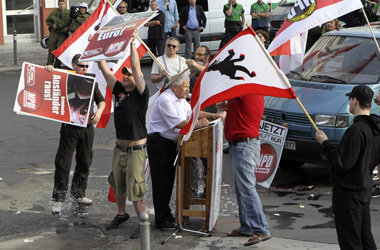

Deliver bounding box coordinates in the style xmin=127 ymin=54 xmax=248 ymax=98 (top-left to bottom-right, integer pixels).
xmin=228 ymin=137 xmax=259 ymax=146
xmin=188 ymin=28 xmax=199 ymax=31
xmin=116 ymin=143 xmax=146 ymax=152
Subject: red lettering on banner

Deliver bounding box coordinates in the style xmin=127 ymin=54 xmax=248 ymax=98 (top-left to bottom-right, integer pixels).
xmin=256 ymin=143 xmax=277 ymax=182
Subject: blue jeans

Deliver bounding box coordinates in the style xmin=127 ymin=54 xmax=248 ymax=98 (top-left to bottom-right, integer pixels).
xmin=229 ymin=139 xmax=270 ymax=235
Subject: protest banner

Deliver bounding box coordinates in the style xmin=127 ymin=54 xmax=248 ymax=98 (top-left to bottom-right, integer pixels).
xmin=257 ymin=120 xmax=288 ymax=188
xmin=13 ymin=62 xmax=96 ymax=128
xmin=79 ymin=11 xmax=157 ymax=62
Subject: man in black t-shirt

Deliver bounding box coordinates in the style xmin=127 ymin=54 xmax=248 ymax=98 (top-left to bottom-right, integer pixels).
xmin=98 ymin=31 xmax=149 ymax=239
xmin=144 ymin=0 xmax=165 ymax=56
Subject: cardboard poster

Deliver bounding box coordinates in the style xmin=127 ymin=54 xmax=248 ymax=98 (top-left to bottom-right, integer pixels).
xmin=209 ymin=118 xmax=223 ymax=232
xmin=13 ymin=62 xmax=96 ymax=128
xmin=79 ymin=11 xmax=157 ymax=62
xmin=256 ymin=120 xmax=288 ymax=188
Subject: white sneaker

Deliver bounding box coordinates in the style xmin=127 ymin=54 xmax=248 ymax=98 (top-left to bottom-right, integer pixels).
xmin=51 ymin=201 xmax=63 ymax=215
xmin=76 ymin=197 xmax=93 ymax=205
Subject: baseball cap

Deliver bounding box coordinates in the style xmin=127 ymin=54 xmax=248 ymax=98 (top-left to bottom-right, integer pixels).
xmin=345 ymin=85 xmax=374 ymax=104
xmin=121 ymin=66 xmax=132 ymax=75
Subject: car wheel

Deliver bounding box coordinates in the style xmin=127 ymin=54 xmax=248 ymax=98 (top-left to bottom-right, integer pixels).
xmin=280 ymin=159 xmax=304 ymax=169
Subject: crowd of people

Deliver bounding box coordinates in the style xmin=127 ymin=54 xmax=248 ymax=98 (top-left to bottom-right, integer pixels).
xmin=43 ymin=0 xmax=380 ymax=248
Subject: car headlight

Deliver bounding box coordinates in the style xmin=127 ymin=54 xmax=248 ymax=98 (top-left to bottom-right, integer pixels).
xmin=314 ymin=115 xmax=349 ymax=128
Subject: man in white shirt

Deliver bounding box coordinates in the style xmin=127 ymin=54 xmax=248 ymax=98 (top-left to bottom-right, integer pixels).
xmin=151 ymin=37 xmax=187 ymax=91
xmin=147 ymin=73 xmax=217 ymax=228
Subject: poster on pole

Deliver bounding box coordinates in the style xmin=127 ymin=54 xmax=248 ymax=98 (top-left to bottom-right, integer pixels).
xmin=256 ymin=120 xmax=288 ymax=188
xmin=79 ymin=11 xmax=157 ymax=62
xmin=209 ymin=118 xmax=223 ymax=232
xmin=13 ymin=62 xmax=96 ymax=128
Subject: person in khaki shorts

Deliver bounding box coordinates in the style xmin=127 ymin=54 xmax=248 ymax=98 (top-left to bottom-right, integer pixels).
xmin=97 ymin=31 xmax=149 ymax=239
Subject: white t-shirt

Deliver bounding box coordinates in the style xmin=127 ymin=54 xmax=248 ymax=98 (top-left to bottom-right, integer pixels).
xmin=148 ymin=88 xmax=192 ymax=141
xmin=151 ymin=54 xmax=188 ymax=89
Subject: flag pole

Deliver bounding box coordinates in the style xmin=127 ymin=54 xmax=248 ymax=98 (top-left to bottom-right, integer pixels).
xmin=361 ymin=7 xmax=380 ymax=53
xmin=252 ymin=30 xmax=320 ymax=133
xmin=106 ymin=0 xmax=172 ymax=78
xmin=136 ymin=35 xmax=172 ymax=79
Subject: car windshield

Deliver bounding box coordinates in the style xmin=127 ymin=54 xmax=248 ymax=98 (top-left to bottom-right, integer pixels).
xmin=279 ymin=0 xmax=297 ymax=6
xmin=290 ymin=35 xmax=380 ymax=84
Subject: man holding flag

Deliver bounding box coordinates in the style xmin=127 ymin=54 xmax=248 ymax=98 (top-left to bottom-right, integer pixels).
xmin=97 ymin=31 xmax=149 ymax=239
xmin=217 ymin=95 xmax=271 ymax=246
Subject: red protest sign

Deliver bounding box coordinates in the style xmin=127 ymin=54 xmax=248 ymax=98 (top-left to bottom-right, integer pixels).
xmin=14 ymin=62 xmax=96 ymax=127
xmin=80 ymin=11 xmax=157 ymax=62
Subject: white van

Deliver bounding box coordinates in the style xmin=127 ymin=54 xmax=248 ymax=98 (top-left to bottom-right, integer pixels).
xmin=138 ymin=0 xmax=254 ymax=55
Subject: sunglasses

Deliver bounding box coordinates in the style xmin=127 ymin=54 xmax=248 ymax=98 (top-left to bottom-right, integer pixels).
xmin=195 ymin=53 xmax=206 ymax=57
xmin=166 ymin=44 xmax=178 ymax=48
xmin=118 ymin=6 xmax=126 ymax=8
xmin=75 ymin=63 xmax=89 ymax=68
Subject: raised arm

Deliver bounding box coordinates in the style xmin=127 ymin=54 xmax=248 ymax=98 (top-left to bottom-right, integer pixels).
xmin=131 ymin=30 xmax=145 ymax=95
xmin=97 ymin=61 xmax=117 ymax=91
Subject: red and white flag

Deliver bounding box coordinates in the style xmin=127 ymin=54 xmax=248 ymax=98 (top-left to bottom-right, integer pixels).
xmin=179 ymin=27 xmax=296 ymax=141
xmin=52 ymin=0 xmax=148 ymax=128
xmin=52 ymin=0 xmax=119 ymax=128
xmin=268 ymin=0 xmax=363 ymax=72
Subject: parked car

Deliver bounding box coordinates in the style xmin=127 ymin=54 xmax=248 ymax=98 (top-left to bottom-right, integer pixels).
xmin=263 ymin=24 xmax=380 ymax=168
xmin=268 ymin=0 xmax=295 ymax=39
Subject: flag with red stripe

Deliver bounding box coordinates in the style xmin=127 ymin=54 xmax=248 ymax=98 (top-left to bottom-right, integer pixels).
xmin=268 ymin=0 xmax=363 ymax=72
xmin=51 ymin=0 xmax=119 ymax=128
xmin=179 ymin=27 xmax=296 ymax=141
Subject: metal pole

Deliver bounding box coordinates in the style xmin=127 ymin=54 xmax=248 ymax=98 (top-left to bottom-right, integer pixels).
xmin=140 ymin=212 xmax=150 ymax=250
xmin=13 ymin=30 xmax=17 ymax=65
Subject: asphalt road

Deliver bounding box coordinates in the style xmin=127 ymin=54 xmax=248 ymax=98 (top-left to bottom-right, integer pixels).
xmin=1 ymin=68 xmax=379 ymax=249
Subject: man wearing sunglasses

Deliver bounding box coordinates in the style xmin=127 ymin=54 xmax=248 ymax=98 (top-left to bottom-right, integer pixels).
xmin=151 ymin=37 xmax=188 ymax=91
xmin=97 ymin=31 xmax=149 ymax=239
xmin=117 ymin=1 xmax=129 ymax=15
xmin=45 ymin=54 xmax=106 ymax=215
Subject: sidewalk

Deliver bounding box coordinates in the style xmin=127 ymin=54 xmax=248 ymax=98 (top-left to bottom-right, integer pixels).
xmin=0 ymin=41 xmax=46 ymax=72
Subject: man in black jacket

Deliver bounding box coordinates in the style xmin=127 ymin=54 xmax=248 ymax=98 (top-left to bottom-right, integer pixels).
xmin=180 ymin=0 xmax=207 ymax=59
xmin=316 ymin=85 xmax=379 ymax=250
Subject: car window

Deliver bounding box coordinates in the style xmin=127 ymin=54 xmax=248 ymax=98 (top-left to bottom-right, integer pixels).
xmin=290 ymin=35 xmax=380 ymax=84
xmin=279 ymin=0 xmax=297 ymax=6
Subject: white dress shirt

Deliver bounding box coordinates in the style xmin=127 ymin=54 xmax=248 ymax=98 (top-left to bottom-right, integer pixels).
xmin=148 ymin=88 xmax=191 ymax=141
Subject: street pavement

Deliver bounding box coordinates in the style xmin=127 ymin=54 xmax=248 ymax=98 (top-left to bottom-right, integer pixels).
xmin=0 ymin=41 xmax=379 ymax=249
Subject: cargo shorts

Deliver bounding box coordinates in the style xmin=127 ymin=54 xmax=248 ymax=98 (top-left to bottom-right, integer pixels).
xmin=108 ymin=144 xmax=147 ymax=202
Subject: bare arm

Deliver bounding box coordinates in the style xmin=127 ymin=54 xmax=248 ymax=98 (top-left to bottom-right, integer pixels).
xmin=186 ymin=59 xmax=206 ymax=73
xmin=225 ymin=1 xmax=233 ymax=16
xmin=131 ymin=30 xmax=145 ymax=95
xmin=151 ymin=71 xmax=168 ymax=83
xmin=91 ymin=101 xmax=106 ymax=124
xmin=97 ymin=61 xmax=116 ymax=91
xmin=241 ymin=13 xmax=245 ymax=28
xmin=144 ymin=20 xmax=161 ymax=27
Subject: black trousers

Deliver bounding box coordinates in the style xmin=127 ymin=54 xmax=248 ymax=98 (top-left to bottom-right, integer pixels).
xmin=147 ymin=39 xmax=165 ymax=57
xmin=52 ymin=124 xmax=94 ymax=202
xmin=219 ymin=28 xmax=242 ymax=50
xmin=147 ymin=133 xmax=177 ymax=224
xmin=333 ymin=189 xmax=377 ymax=250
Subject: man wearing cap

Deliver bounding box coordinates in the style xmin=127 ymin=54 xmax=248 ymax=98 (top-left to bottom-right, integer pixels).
xmin=70 ymin=3 xmax=90 ymax=34
xmin=97 ymin=31 xmax=148 ymax=239
xmin=316 ymin=85 xmax=379 ymax=250
xmin=46 ymin=54 xmax=105 ymax=214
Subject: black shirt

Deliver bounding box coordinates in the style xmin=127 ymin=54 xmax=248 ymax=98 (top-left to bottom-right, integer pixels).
xmin=322 ymin=115 xmax=380 ymax=191
xmin=148 ymin=10 xmax=165 ymax=40
xmin=112 ymin=80 xmax=149 ymax=140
